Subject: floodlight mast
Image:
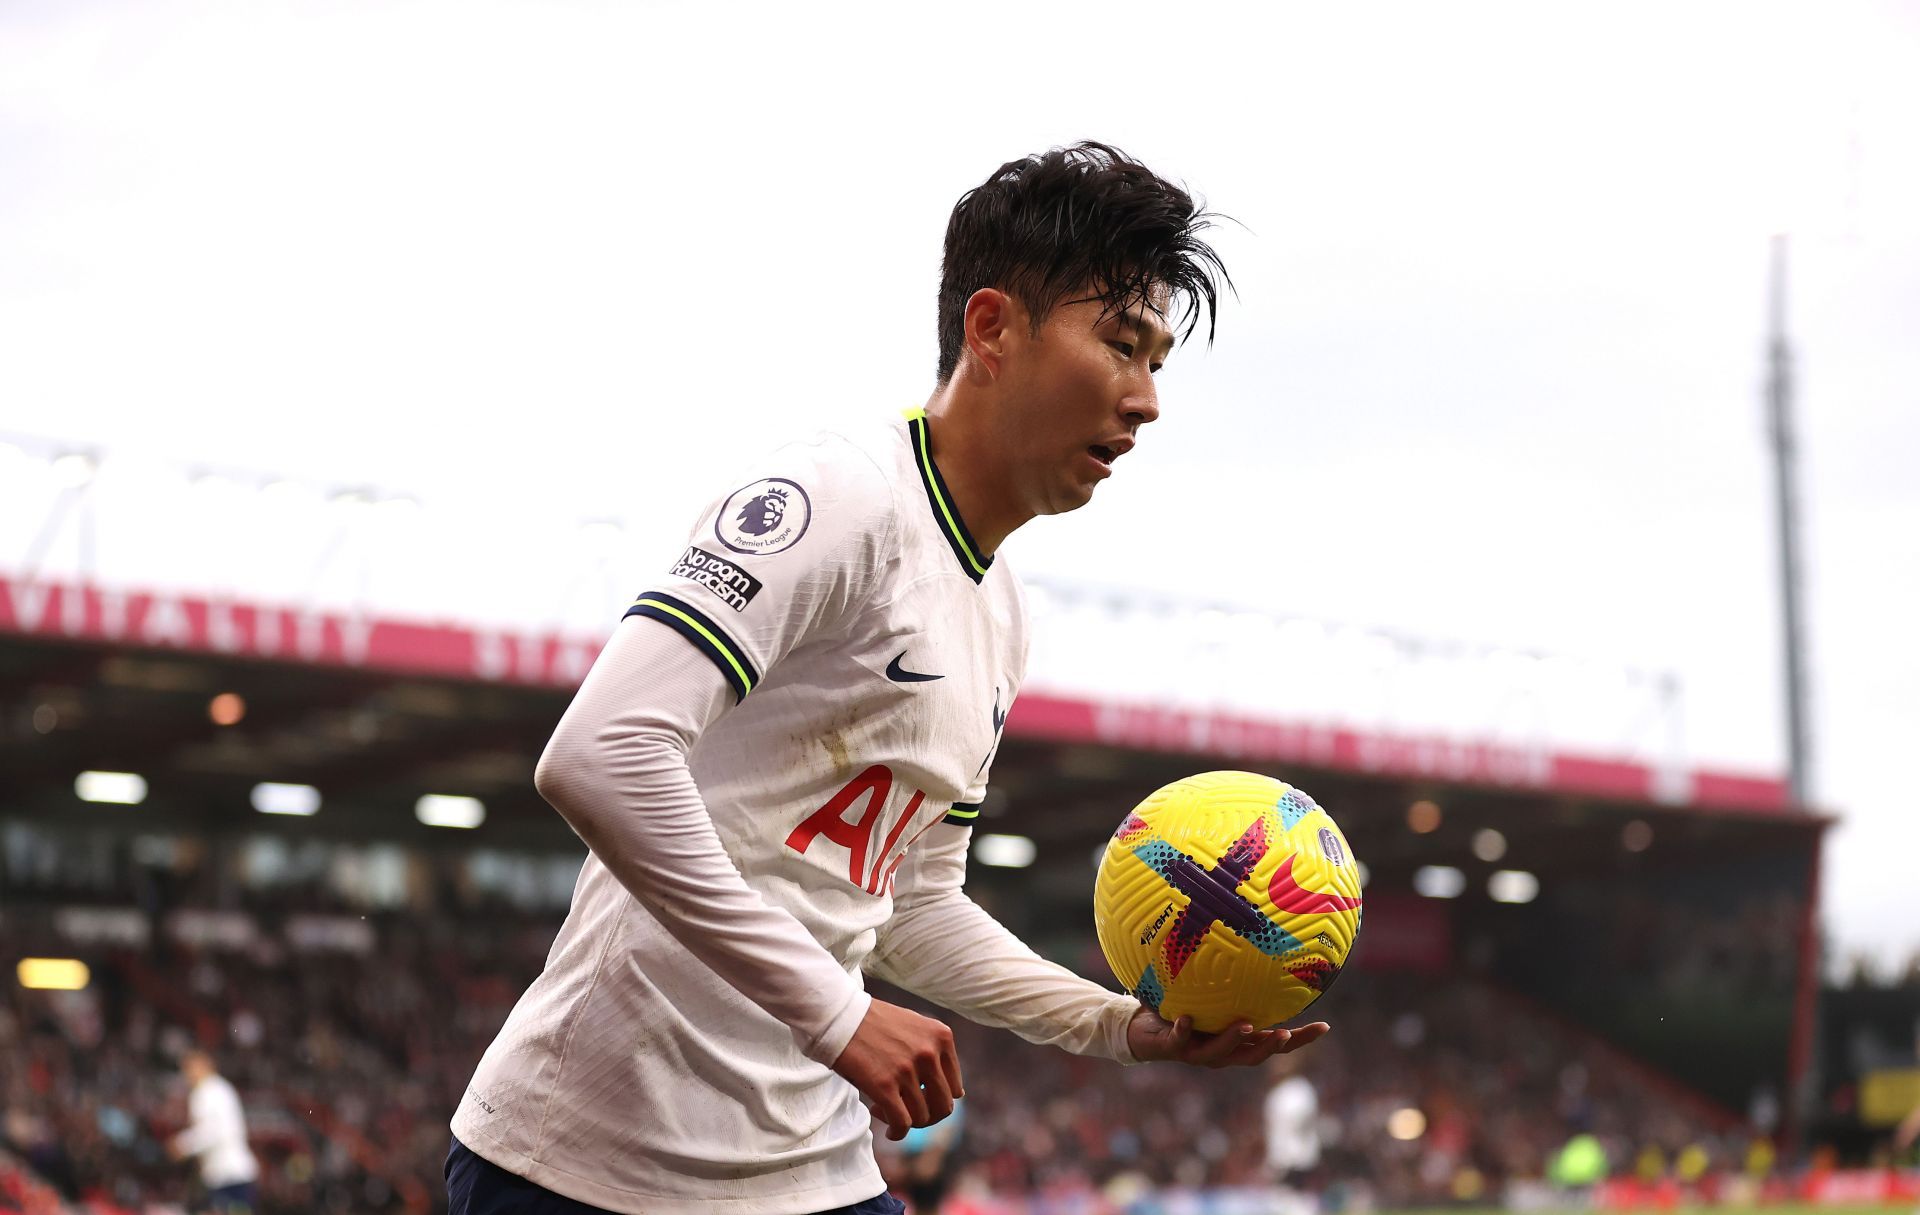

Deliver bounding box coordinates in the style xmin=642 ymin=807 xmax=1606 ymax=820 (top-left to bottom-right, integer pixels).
xmin=1766 ymin=233 xmax=1812 ymax=810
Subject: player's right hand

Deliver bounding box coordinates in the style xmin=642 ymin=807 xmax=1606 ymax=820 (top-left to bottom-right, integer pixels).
xmin=831 ymin=999 xmax=964 ymax=1141
xmin=1126 ymin=1008 xmax=1331 ymax=1068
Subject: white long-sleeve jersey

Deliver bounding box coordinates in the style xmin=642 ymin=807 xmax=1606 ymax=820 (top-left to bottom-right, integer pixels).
xmin=452 ymin=412 xmax=1140 ymax=1215
xmin=172 ymin=1074 xmax=257 ymax=1189
xmin=1264 ymin=1074 xmax=1320 ymax=1173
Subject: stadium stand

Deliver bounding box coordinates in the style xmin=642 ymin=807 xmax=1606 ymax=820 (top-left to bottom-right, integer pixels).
xmin=4 ymin=866 xmax=1782 ymax=1215
xmin=0 ymin=584 xmax=1861 ymax=1213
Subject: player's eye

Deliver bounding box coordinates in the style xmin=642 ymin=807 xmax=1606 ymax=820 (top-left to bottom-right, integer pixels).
xmin=1149 ymin=362 xmax=1164 ymax=375
xmin=1110 ymin=341 xmax=1135 ymax=359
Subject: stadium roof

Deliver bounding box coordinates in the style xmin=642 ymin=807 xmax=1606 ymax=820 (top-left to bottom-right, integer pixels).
xmin=3 ymin=573 xmax=1792 ymax=841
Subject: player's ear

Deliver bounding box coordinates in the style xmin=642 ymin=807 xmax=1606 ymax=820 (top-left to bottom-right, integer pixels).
xmin=962 ymin=288 xmax=1014 ymax=382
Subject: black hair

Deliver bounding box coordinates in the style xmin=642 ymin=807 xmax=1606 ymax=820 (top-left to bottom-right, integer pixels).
xmin=936 ymin=141 xmax=1230 ymax=382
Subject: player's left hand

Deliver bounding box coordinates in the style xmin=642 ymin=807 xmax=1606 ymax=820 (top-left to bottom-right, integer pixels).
xmin=1125 ymin=1009 xmax=1329 ymax=1068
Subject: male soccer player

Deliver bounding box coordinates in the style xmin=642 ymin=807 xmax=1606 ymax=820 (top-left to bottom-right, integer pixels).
xmin=448 ymin=142 xmax=1330 ymax=1215
xmin=1264 ymin=1053 xmax=1321 ymax=1214
xmin=170 ymin=1050 xmax=258 ymax=1215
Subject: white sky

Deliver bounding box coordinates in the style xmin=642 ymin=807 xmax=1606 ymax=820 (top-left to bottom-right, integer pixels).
xmin=2 ymin=0 xmax=1916 ymax=968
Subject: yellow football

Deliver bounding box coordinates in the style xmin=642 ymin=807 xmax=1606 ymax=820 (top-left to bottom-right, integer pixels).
xmin=1094 ymin=771 xmax=1363 ymax=1033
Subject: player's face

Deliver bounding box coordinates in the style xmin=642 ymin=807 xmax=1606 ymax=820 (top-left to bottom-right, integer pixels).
xmin=1003 ymin=290 xmax=1175 ymax=517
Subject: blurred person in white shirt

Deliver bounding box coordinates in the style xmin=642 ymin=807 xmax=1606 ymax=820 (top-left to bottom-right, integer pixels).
xmin=1265 ymin=1054 xmax=1320 ymax=1213
xmin=170 ymin=1050 xmax=258 ymax=1215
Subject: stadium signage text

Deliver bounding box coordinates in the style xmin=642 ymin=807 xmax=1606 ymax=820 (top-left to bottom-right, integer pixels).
xmin=0 ymin=576 xmax=599 ymax=687
xmin=1065 ymin=696 xmax=1554 ymax=788
xmin=2 ymin=578 xmax=379 ymax=662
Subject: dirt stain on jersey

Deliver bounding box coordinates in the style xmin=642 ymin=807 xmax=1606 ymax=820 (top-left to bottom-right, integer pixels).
xmin=818 ymin=729 xmax=851 ymax=775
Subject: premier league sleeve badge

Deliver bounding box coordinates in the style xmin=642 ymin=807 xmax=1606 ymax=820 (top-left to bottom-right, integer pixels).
xmin=714 ymin=477 xmax=813 ymax=556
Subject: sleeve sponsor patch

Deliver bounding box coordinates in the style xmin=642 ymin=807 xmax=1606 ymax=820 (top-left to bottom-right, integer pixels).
xmin=670 ymin=545 xmax=764 ymax=612
xmin=714 ymin=477 xmax=812 ymax=555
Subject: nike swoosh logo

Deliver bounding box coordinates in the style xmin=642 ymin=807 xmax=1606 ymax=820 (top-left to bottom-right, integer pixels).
xmin=885 ymin=652 xmax=943 ymax=683
xmin=1268 ymin=854 xmax=1363 ymax=915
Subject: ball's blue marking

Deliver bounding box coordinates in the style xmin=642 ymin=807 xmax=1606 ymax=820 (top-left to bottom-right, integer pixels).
xmin=1277 ymin=789 xmax=1318 ymax=830
xmin=1130 ymin=839 xmax=1183 ymax=878
xmin=1134 ymin=962 xmax=1166 ymax=1008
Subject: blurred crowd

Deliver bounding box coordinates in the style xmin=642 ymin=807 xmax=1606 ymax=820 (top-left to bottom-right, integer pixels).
xmin=1 ymin=894 xmax=1774 ymax=1215
xmin=872 ymin=971 xmax=1759 ymax=1211
xmin=1 ymin=910 xmax=549 ymax=1215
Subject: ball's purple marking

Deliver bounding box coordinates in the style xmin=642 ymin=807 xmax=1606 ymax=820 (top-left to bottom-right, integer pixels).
xmin=1133 ymin=814 xmax=1301 ymax=979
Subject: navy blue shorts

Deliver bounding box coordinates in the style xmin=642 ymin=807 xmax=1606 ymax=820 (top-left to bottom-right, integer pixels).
xmin=445 ymin=1137 xmax=906 ymax=1215
xmin=206 ymin=1181 xmax=257 ymax=1214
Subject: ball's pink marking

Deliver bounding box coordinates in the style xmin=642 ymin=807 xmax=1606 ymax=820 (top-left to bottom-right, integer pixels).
xmin=1268 ymin=854 xmax=1363 ymax=916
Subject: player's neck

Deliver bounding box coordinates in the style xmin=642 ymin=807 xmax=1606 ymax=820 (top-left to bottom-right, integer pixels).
xmin=920 ymin=390 xmax=1030 ymax=559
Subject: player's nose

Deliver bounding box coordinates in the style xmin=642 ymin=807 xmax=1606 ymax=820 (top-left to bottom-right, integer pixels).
xmin=1122 ymin=380 xmax=1160 ymax=428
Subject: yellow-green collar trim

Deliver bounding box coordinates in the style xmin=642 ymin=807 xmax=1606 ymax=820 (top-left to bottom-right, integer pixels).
xmin=903 ymin=407 xmax=990 ymax=583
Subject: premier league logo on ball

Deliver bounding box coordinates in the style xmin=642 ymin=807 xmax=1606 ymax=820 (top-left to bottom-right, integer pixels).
xmin=1318 ymin=827 xmax=1345 ymax=867
xmin=715 ymin=477 xmax=812 ymax=555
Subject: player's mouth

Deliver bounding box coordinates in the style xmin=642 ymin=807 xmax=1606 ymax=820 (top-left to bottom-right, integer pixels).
xmin=1086 ymin=437 xmax=1134 ymax=471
